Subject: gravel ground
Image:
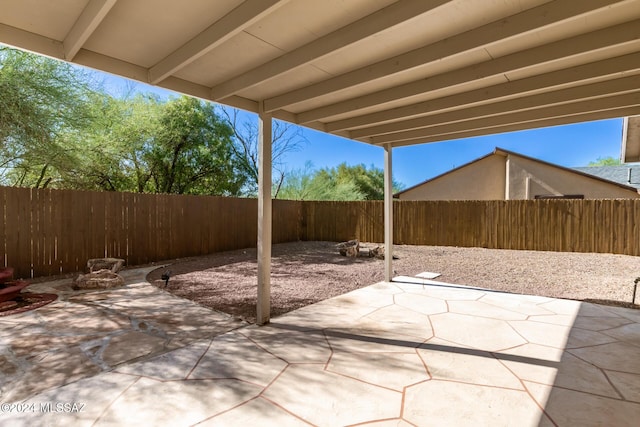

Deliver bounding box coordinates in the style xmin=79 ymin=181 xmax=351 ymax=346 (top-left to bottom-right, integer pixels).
xmin=147 ymin=241 xmax=640 ymax=323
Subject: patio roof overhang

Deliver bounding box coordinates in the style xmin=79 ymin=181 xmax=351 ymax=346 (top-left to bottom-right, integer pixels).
xmin=2 ymin=0 xmax=640 ymax=323
xmin=2 ymin=0 xmax=639 ymax=145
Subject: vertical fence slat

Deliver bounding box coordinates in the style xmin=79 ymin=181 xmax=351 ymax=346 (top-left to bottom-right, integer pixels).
xmin=0 ymin=188 xmax=5 ymax=269
xmin=5 ymin=187 xmax=28 ymax=278
xmin=31 ymin=188 xmax=42 ymax=277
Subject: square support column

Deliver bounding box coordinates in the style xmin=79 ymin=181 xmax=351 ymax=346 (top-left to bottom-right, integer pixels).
xmin=257 ymin=102 xmax=272 ymax=325
xmin=384 ymin=143 xmax=393 ymax=282
xmin=504 ymin=156 xmax=511 ymax=200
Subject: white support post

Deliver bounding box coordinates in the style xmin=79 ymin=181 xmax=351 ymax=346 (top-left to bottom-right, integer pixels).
xmin=505 ymin=156 xmax=511 ymax=200
xmin=384 ymin=143 xmax=393 ymax=282
xmin=257 ymin=102 xmax=272 ymax=325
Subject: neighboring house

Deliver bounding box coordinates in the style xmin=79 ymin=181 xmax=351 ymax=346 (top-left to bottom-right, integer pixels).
xmin=395 ymin=148 xmax=640 ymax=201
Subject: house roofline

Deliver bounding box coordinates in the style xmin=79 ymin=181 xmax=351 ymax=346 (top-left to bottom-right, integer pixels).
xmin=494 ymin=147 xmax=640 ymax=193
xmin=394 ymin=147 xmax=640 ymax=197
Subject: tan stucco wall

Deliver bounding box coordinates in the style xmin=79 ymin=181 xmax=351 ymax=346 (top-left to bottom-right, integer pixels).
xmin=397 ymin=155 xmax=506 ymax=200
xmin=506 ymin=156 xmax=640 ymax=199
xmin=398 ymin=152 xmax=640 ymax=200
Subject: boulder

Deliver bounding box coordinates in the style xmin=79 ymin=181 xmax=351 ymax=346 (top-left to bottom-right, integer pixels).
xmin=87 ymin=258 xmax=125 ymax=273
xmin=369 ymin=246 xmax=398 ymax=260
xmin=337 ymin=239 xmax=359 ymax=257
xmin=73 ymin=269 xmax=124 ymax=290
xmin=357 ymin=245 xmax=398 ymax=260
xmin=370 ymin=246 xmax=385 ymax=259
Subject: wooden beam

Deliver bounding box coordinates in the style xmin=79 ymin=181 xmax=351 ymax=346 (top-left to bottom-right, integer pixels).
xmin=256 ymin=102 xmax=272 ymax=326
xmin=148 ymin=0 xmax=285 ymax=84
xmin=350 ymin=75 xmax=640 ymax=138
xmin=296 ymin=18 xmax=640 ymax=124
xmin=386 ymin=106 xmax=640 ymax=147
xmin=325 ymin=52 xmax=640 ymax=132
xmin=369 ymin=92 xmax=640 ymax=145
xmin=210 ymin=0 xmax=450 ymax=100
xmin=63 ymin=0 xmax=117 ymax=60
xmin=0 ymin=23 xmax=64 ymax=59
xmin=264 ymin=0 xmax=620 ymax=112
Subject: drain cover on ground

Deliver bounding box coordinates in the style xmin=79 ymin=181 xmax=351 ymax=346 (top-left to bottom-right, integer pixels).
xmin=416 ymin=271 xmax=441 ymax=279
xmin=0 ymin=293 xmax=58 ymax=317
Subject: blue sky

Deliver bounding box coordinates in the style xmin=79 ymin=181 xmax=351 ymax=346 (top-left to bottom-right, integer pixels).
xmin=289 ymin=119 xmax=623 ymax=189
xmin=103 ymin=75 xmax=624 ymax=190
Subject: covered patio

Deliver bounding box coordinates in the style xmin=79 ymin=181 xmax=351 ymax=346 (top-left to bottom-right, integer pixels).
xmin=1 ymin=1 xmax=640 ymax=424
xmin=1 ymin=268 xmax=639 ymax=426
xmin=2 ymin=0 xmax=640 ymax=323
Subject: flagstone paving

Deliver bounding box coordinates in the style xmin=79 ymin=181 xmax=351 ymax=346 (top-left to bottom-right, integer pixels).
xmin=1 ymin=274 xmax=640 ymax=426
xmin=0 ymin=267 xmax=246 ymax=403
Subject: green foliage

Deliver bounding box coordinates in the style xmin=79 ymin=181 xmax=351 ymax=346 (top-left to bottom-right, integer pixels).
xmin=0 ymin=46 xmax=246 ymax=196
xmin=587 ymin=156 xmax=621 ymax=166
xmin=61 ymin=95 xmax=246 ymax=195
xmin=277 ymin=162 xmax=404 ymax=201
xmin=55 ymin=93 xmax=162 ymax=192
xmin=147 ymin=96 xmax=245 ymax=195
xmin=0 ymin=47 xmax=398 ymax=199
xmin=0 ymin=46 xmax=94 ymax=187
xmin=275 ymin=161 xmax=316 ymax=200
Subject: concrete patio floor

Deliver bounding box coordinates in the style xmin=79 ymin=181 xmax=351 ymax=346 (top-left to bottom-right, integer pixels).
xmin=1 ymin=269 xmax=639 ymax=426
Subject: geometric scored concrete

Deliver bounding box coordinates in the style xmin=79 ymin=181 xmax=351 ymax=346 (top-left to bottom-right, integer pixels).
xmin=404 ymin=380 xmax=545 ymax=426
xmin=1 ymin=272 xmax=640 ymax=426
xmin=430 ymin=312 xmax=527 ymax=351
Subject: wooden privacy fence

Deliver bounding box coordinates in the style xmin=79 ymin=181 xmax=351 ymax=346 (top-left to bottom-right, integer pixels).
xmin=0 ymin=187 xmax=301 ymax=278
xmin=1 ymin=186 xmax=639 ymax=279
xmin=304 ymin=199 xmax=640 ymax=256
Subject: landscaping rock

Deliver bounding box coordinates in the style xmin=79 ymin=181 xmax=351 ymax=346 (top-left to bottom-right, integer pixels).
xmin=87 ymin=258 xmax=125 ymax=273
xmin=356 ymin=245 xmax=397 ymax=260
xmin=73 ymin=270 xmax=125 ymax=290
xmin=337 ymin=239 xmax=360 ymax=257
xmin=370 ymin=246 xmax=384 ymax=259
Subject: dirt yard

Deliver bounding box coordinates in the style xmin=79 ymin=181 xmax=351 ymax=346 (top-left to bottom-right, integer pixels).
xmin=147 ymin=241 xmax=640 ymax=323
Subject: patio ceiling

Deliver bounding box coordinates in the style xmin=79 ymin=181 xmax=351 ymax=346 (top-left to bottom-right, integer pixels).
xmin=1 ymin=0 xmax=640 ymax=147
